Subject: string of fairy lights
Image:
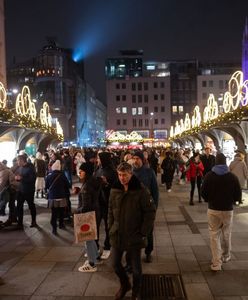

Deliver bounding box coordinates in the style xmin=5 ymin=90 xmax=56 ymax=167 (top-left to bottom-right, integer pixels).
xmin=169 ymin=71 xmax=248 ymax=141
xmin=0 ymin=83 xmax=63 ymax=141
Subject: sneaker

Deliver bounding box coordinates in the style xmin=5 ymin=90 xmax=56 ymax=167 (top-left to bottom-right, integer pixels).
xmin=168 ymin=189 xmax=172 ymax=193
xmin=84 ymin=252 xmax=88 ymax=258
xmin=144 ymin=254 xmax=152 ymax=263
xmin=78 ymin=261 xmax=97 ymax=273
xmin=210 ymin=264 xmax=222 ymax=271
xmin=30 ymin=222 xmax=38 ymax=228
xmin=222 ymin=255 xmax=231 ymax=263
xmin=85 ymin=258 xmax=103 ymax=265
xmin=101 ymin=250 xmax=111 ymax=260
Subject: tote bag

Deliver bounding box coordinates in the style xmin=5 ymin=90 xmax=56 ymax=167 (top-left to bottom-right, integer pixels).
xmin=74 ymin=211 xmax=97 ymax=243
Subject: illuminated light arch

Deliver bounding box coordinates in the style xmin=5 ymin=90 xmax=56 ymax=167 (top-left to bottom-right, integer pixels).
xmin=15 ymin=86 xmax=37 ymax=120
xmin=184 ymin=113 xmax=191 ymax=130
xmin=0 ymin=82 xmax=7 ymax=109
xmin=170 ymin=126 xmax=174 ymax=138
xmin=191 ymin=106 xmax=201 ymax=127
xmin=174 ymin=121 xmax=181 ymax=135
xmin=203 ymin=94 xmax=218 ymax=123
xmin=56 ymin=119 xmax=63 ymax=136
xmin=241 ymin=80 xmax=248 ymax=106
xmin=40 ymin=102 xmax=52 ymax=127
xmin=228 ymin=71 xmax=243 ymax=110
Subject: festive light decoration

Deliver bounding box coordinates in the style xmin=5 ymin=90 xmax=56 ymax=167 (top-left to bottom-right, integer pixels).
xmin=170 ymin=70 xmax=248 ymax=140
xmin=107 ymin=131 xmax=143 ymax=142
xmin=0 ymin=82 xmax=63 ymax=141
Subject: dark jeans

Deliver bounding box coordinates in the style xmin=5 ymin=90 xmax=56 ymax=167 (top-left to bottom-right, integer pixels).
xmin=145 ymin=227 xmax=154 ymax=255
xmin=17 ymin=191 xmax=36 ymax=225
xmin=112 ymin=247 xmax=142 ymax=297
xmin=8 ymin=190 xmax=17 ymax=221
xmin=51 ymin=207 xmax=64 ymax=230
xmin=96 ymin=205 xmax=110 ymax=250
xmin=190 ymin=176 xmax=202 ymax=200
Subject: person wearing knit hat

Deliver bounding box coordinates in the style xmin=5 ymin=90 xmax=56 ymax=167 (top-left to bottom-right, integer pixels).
xmin=201 ymin=152 xmax=242 ymax=271
xmin=45 ymin=159 xmax=70 ymax=235
xmin=132 ymin=150 xmax=159 ymax=263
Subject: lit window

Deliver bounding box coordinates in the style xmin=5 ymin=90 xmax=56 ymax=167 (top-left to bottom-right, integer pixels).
xmin=116 ymin=107 xmax=121 ymax=114
xmin=179 ymin=106 xmax=184 ymax=114
xmin=122 ymin=107 xmax=127 ymax=114
xmin=138 ymin=107 xmax=143 ymax=115
xmin=132 ymin=108 xmax=137 ymax=115
xmin=172 ymin=106 xmax=177 ymax=114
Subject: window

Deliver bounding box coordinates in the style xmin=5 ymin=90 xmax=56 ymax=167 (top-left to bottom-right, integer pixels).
xmin=122 ymin=107 xmax=127 ymax=114
xmin=144 ymin=82 xmax=148 ymax=90
xmin=138 ymin=82 xmax=142 ymax=91
xmin=122 ymin=95 xmax=126 ymax=101
xmin=202 ymin=81 xmax=207 ymax=87
xmin=145 ymin=119 xmax=149 ymax=126
xmin=116 ymin=95 xmax=120 ymax=101
xmin=161 ymin=118 xmax=165 ymax=124
xmin=160 ymin=94 xmax=165 ymax=100
xmin=144 ymin=106 xmax=149 ymax=115
xmin=117 ymin=119 xmax=120 ymax=125
xmin=154 ymin=94 xmax=158 ymax=100
xmin=138 ymin=119 xmax=143 ymax=127
xmin=138 ymin=95 xmax=142 ymax=103
xmin=153 ymin=82 xmax=158 ymax=88
xmin=209 ymin=80 xmax=213 ymax=87
xmin=179 ymin=106 xmax=184 ymax=114
xmin=122 ymin=83 xmax=126 ymax=89
xmin=154 ymin=119 xmax=158 ymax=124
xmin=132 ymin=83 xmax=136 ymax=91
xmin=138 ymin=107 xmax=143 ymax=115
xmin=132 ymin=95 xmax=136 ymax=103
xmin=161 ymin=106 xmax=165 ymax=112
xmin=116 ymin=83 xmax=120 ymax=89
xmin=160 ymin=82 xmax=165 ymax=88
xmin=116 ymin=107 xmax=121 ymax=114
xmin=123 ymin=119 xmax=127 ymax=125
xmin=133 ymin=119 xmax=137 ymax=127
xmin=144 ymin=95 xmax=148 ymax=103
xmin=172 ymin=106 xmax=177 ymax=114
xmin=154 ymin=106 xmax=158 ymax=112
xmin=132 ymin=108 xmax=137 ymax=115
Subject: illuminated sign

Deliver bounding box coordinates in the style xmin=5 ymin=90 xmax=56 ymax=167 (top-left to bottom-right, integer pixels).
xmin=107 ymin=131 xmax=143 ymax=142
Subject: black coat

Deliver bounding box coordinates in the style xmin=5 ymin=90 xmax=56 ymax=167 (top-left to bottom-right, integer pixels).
xmin=201 ymin=170 xmax=241 ymax=210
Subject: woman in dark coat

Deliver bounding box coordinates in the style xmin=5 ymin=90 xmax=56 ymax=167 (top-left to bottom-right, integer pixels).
xmin=77 ymin=162 xmax=102 ymax=273
xmin=161 ymin=151 xmax=176 ymax=192
xmin=45 ymin=160 xmax=70 ymax=235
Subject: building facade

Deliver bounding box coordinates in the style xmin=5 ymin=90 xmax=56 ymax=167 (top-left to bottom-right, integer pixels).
xmin=0 ymin=0 xmax=6 ymax=86
xmin=242 ymin=18 xmax=248 ymax=81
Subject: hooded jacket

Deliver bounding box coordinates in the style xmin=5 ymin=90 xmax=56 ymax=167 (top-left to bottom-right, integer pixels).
xmin=108 ymin=175 xmax=156 ymax=250
xmin=201 ymin=164 xmax=241 ymax=211
xmin=229 ymin=157 xmax=248 ymax=189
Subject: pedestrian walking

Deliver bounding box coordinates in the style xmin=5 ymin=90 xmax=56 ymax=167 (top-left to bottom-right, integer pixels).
xmin=161 ymin=151 xmax=176 ymax=192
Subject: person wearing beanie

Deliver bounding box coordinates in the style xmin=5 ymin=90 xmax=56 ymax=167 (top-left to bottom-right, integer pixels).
xmin=132 ymin=150 xmax=159 ymax=264
xmin=45 ymin=160 xmax=70 ymax=235
xmin=201 ymin=152 xmax=242 ymax=271
xmin=34 ymin=152 xmax=46 ymax=199
xmin=77 ymin=162 xmax=102 ymax=273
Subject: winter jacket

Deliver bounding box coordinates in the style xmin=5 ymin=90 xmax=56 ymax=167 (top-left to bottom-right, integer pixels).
xmin=201 ymin=154 xmax=215 ymax=176
xmin=186 ymin=160 xmax=204 ymax=181
xmin=161 ymin=157 xmax=176 ymax=181
xmin=18 ymin=163 xmax=36 ymax=194
xmin=229 ymin=157 xmax=248 ymax=189
xmin=108 ymin=175 xmax=156 ymax=250
xmin=133 ymin=165 xmax=159 ymax=207
xmin=77 ymin=176 xmax=101 ymax=214
xmin=34 ymin=159 xmax=46 ymax=177
xmin=45 ymin=170 xmax=70 ymax=200
xmin=201 ymin=165 xmax=241 ymax=211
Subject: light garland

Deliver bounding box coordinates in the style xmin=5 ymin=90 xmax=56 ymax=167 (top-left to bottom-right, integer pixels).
xmin=107 ymin=131 xmax=144 ymax=143
xmin=170 ymin=70 xmax=248 ymax=140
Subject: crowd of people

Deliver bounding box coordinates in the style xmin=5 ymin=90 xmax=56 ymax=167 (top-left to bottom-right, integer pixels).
xmin=0 ymin=145 xmax=247 ymax=298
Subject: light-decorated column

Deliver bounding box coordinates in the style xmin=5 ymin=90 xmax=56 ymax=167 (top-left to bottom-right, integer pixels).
xmin=0 ymin=0 xmax=6 ymax=87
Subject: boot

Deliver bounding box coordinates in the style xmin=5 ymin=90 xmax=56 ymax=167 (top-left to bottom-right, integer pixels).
xmin=115 ymin=280 xmax=131 ymax=300
xmin=198 ymin=196 xmax=202 ymax=203
xmin=189 ymin=196 xmax=194 ymax=206
xmin=36 ymin=191 xmax=39 ymax=198
xmin=41 ymin=191 xmax=44 ymax=198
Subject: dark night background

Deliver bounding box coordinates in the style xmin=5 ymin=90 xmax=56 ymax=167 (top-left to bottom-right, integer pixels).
xmin=4 ymin=0 xmax=248 ymax=103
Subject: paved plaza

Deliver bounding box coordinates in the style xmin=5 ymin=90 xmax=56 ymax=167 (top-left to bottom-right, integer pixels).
xmin=1 ymin=176 xmax=248 ymax=299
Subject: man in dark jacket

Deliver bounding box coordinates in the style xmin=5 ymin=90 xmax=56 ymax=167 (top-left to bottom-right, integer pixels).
xmin=108 ymin=162 xmax=156 ymax=300
xmin=16 ymin=154 xmax=37 ymax=229
xmin=133 ymin=150 xmax=159 ymax=263
xmin=201 ymin=153 xmax=241 ymax=271
xmin=201 ymin=146 xmax=215 ymax=176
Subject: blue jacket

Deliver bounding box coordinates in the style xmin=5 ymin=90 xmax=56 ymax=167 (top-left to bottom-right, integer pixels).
xmin=133 ymin=165 xmax=159 ymax=207
xmin=45 ymin=170 xmax=70 ymax=200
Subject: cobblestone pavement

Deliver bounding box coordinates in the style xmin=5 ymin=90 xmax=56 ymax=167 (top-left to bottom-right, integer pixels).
xmin=1 ymin=175 xmax=248 ymax=299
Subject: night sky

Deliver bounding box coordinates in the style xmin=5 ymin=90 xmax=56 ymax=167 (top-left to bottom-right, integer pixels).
xmin=4 ymin=0 xmax=248 ymax=103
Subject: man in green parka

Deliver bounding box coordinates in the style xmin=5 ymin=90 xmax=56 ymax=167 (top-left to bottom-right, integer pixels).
xmin=108 ymin=162 xmax=156 ymax=300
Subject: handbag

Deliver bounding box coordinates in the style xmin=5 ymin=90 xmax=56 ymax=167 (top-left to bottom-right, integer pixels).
xmin=74 ymin=211 xmax=97 ymax=243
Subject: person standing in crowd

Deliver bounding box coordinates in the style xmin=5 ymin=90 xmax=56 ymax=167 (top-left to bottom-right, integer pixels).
xmin=45 ymin=160 xmax=70 ymax=235
xmin=229 ymin=150 xmax=248 ymax=204
xmin=148 ymin=150 xmax=159 ymax=176
xmin=201 ymin=153 xmax=241 ymax=271
xmin=77 ymin=162 xmax=102 ymax=272
xmin=201 ymin=146 xmax=215 ymax=177
xmin=133 ymin=150 xmax=159 ymax=263
xmin=108 ymin=162 xmax=156 ymax=300
xmin=161 ymin=151 xmax=176 ymax=192
xmin=34 ymin=152 xmax=46 ymax=198
xmin=16 ymin=154 xmax=37 ymax=229
xmin=187 ymin=152 xmax=204 ymax=205
xmin=94 ymin=151 xmax=118 ymax=260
